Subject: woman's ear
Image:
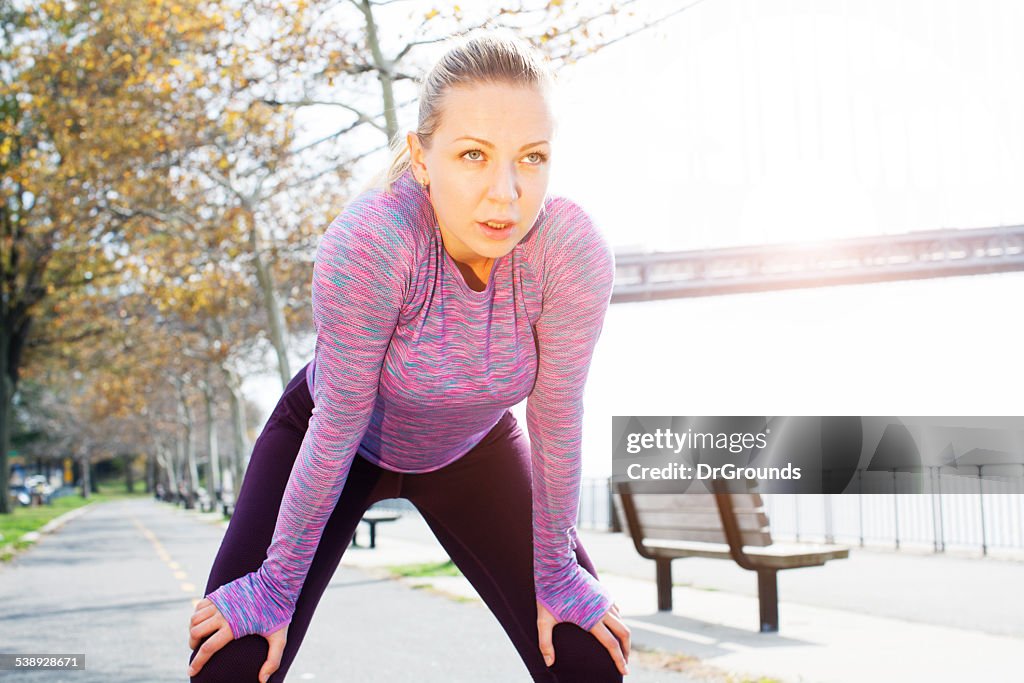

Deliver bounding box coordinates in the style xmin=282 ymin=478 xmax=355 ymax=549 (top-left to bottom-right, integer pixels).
xmin=407 ymin=132 xmax=427 ymax=180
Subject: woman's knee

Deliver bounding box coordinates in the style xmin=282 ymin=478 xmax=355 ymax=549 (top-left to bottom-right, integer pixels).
xmin=548 ymin=622 xmax=623 ymax=683
xmin=188 ymin=636 xmax=269 ymax=683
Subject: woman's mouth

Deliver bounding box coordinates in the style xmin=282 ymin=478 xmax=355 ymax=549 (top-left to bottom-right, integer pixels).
xmin=477 ymin=220 xmax=517 ymax=239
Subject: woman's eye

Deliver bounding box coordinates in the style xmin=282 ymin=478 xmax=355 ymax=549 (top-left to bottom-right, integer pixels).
xmin=463 ymin=150 xmax=483 ymax=161
xmin=524 ymin=152 xmax=547 ymax=164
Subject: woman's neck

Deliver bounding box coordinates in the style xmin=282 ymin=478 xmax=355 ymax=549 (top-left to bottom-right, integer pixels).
xmin=451 ymin=255 xmax=494 ymax=292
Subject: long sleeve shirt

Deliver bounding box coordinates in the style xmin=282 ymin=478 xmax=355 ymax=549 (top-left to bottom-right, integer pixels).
xmin=205 ymin=168 xmax=616 ymax=638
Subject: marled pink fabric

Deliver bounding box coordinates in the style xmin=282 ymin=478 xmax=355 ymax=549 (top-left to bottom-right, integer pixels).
xmin=206 ymin=168 xmax=616 ymax=637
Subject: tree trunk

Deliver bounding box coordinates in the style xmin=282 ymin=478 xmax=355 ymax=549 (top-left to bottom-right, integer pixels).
xmin=243 ymin=202 xmax=291 ymax=389
xmin=201 ymin=375 xmax=221 ymax=501
xmin=0 ymin=338 xmax=12 ymax=515
xmin=177 ymin=388 xmax=198 ymax=510
xmin=79 ymin=448 xmax=91 ymax=499
xmin=174 ymin=430 xmax=188 ymax=507
xmin=359 ymin=0 xmax=399 ymax=142
xmin=0 ymin=312 xmax=31 ymax=514
xmin=158 ymin=444 xmax=177 ymax=499
xmin=123 ymin=452 xmax=135 ymax=493
xmin=220 ymin=362 xmax=249 ymax=494
xmin=145 ymin=449 xmax=155 ymax=494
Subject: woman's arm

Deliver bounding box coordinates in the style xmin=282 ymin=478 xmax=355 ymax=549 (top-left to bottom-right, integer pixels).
xmin=526 ymin=198 xmax=616 ymax=632
xmin=205 ymin=196 xmax=412 ymax=639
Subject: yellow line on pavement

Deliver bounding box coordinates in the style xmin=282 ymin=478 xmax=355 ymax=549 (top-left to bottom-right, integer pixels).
xmin=132 ymin=518 xmax=201 ymax=600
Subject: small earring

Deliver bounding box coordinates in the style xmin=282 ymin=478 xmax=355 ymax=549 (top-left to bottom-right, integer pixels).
xmin=418 ymin=177 xmax=429 ymax=188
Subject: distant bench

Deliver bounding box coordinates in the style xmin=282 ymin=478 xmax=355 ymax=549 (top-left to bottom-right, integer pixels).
xmin=613 ymin=483 xmax=849 ymax=632
xmin=350 ymin=510 xmax=402 ymax=549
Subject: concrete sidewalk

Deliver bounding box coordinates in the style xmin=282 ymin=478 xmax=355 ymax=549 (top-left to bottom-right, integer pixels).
xmin=341 ymin=510 xmax=1024 ymax=683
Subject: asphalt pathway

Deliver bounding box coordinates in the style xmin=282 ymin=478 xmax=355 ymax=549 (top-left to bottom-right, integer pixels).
xmin=0 ymin=498 xmax=703 ymax=682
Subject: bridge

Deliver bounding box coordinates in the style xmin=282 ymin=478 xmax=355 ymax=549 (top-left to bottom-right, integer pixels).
xmin=611 ymin=224 xmax=1024 ymax=303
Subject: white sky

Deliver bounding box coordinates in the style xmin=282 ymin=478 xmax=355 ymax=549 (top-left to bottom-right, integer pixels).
xmin=547 ymin=0 xmax=1024 ymax=250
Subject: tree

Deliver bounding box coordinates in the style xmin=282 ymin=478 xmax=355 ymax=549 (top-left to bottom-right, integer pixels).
xmin=0 ymin=0 xmax=227 ymax=513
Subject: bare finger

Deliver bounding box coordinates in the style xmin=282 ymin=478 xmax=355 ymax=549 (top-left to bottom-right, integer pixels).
xmin=189 ymin=614 xmax=221 ymax=650
xmin=188 ymin=626 xmax=232 ymax=677
xmin=591 ymin=622 xmax=628 ymax=676
xmin=259 ymin=633 xmax=287 ymax=683
xmin=537 ymin=619 xmax=555 ymax=667
xmin=190 ymin=604 xmax=216 ymax=625
xmin=604 ymin=611 xmax=631 ymax=663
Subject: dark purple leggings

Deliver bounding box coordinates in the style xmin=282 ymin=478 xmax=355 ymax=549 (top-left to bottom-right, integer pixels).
xmin=189 ymin=364 xmax=622 ymax=682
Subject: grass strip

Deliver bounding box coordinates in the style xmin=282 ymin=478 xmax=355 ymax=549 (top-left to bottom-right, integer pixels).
xmin=386 ymin=559 xmax=462 ymax=578
xmin=1 ymin=482 xmax=151 ymax=563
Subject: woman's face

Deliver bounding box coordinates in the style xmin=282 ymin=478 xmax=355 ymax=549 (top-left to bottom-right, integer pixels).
xmin=408 ymin=82 xmax=555 ymax=271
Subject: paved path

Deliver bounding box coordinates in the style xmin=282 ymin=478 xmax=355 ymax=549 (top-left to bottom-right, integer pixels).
xmin=5 ymin=496 xmax=1021 ymax=682
xmin=0 ymin=499 xmax=701 ymax=682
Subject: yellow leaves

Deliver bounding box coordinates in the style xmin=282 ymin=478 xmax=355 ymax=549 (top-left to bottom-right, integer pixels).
xmin=169 ymin=58 xmax=183 ymax=67
xmin=40 ymin=1 xmax=64 ymax=19
xmin=425 ymin=8 xmax=439 ymax=20
xmin=540 ymin=26 xmax=560 ymax=43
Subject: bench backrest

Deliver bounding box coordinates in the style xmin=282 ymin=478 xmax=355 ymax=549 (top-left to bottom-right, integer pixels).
xmin=612 ymin=485 xmax=773 ymax=547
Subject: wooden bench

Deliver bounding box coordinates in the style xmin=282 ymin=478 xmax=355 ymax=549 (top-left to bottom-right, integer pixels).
xmin=613 ymin=482 xmax=849 ymax=632
xmin=350 ymin=510 xmax=401 ymax=549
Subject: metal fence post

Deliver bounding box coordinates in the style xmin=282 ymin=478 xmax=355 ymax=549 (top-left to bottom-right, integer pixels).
xmin=824 ymin=494 xmax=834 ymax=544
xmin=978 ymin=466 xmax=988 ymax=557
xmin=858 ymin=469 xmax=865 ymax=548
xmin=608 ymin=478 xmax=621 ymax=532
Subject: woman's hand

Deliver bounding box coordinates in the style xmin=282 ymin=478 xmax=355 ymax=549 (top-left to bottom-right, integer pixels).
xmin=187 ymin=597 xmax=288 ymax=682
xmin=536 ymin=599 xmax=631 ymax=676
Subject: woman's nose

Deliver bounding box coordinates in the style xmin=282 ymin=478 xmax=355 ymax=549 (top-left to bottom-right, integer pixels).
xmin=487 ymin=165 xmax=520 ymax=203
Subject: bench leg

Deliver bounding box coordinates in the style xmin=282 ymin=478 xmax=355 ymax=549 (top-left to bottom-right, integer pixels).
xmin=655 ymin=558 xmax=673 ymax=611
xmin=757 ymin=569 xmax=779 ymax=633
xmin=368 ymin=522 xmax=377 ymax=549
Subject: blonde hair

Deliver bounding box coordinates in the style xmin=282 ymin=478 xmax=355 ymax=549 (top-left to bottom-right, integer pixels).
xmin=374 ymin=28 xmax=557 ymax=194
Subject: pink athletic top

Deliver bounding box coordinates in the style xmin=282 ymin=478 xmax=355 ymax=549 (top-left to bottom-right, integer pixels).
xmin=206 ymin=168 xmax=616 ymax=637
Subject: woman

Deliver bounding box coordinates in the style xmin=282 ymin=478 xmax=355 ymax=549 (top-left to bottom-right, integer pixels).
xmin=186 ymin=29 xmax=629 ymax=682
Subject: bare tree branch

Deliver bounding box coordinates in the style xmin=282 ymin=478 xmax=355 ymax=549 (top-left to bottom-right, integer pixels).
xmin=262 ymin=97 xmax=388 ymax=135
xmin=265 ymin=143 xmax=389 ymax=197
xmin=566 ymin=0 xmax=707 ymax=58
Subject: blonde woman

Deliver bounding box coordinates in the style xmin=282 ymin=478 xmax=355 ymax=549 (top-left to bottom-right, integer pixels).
xmin=187 ymin=29 xmax=629 ymax=682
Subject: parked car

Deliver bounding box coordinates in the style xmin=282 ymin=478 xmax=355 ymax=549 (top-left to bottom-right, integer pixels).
xmin=9 ymin=484 xmax=32 ymax=507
